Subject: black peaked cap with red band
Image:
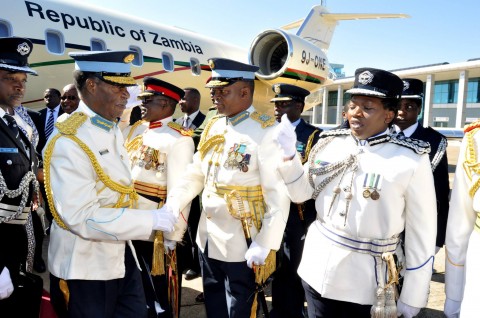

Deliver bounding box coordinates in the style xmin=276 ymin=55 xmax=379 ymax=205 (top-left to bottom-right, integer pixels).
xmin=138 ymin=77 xmax=185 ymax=103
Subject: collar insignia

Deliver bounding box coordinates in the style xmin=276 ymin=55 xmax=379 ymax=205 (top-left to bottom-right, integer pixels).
xmin=90 ymin=115 xmax=115 ymax=132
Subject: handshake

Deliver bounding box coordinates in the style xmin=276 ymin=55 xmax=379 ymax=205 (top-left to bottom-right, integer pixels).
xmin=152 ymin=204 xmax=179 ymax=232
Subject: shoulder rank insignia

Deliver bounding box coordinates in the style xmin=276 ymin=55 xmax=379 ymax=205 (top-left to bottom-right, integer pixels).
xmin=250 ymin=111 xmax=275 ymax=128
xmin=389 ymin=134 xmax=431 ymax=155
xmin=55 ymin=112 xmax=88 ymax=135
xmin=464 ymin=120 xmax=480 ymax=133
xmin=168 ymin=121 xmax=193 ymax=137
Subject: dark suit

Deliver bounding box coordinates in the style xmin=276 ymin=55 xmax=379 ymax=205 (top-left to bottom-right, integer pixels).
xmin=410 ymin=125 xmax=450 ymax=247
xmin=0 ymin=116 xmax=40 ymax=317
xmin=36 ymin=106 xmax=64 ymax=156
xmin=177 ymin=111 xmax=206 ymax=280
xmin=271 ymin=119 xmax=321 ymax=318
xmin=176 ymin=111 xmax=206 ymax=130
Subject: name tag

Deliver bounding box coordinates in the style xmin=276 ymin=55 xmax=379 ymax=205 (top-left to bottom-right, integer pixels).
xmin=0 ymin=148 xmax=18 ymax=153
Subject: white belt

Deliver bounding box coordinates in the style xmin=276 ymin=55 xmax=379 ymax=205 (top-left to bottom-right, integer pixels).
xmin=0 ymin=202 xmax=30 ymax=225
xmin=316 ymin=221 xmax=399 ymax=255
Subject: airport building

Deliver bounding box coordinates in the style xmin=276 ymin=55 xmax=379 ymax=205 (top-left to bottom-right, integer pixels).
xmin=305 ymin=59 xmax=480 ymax=130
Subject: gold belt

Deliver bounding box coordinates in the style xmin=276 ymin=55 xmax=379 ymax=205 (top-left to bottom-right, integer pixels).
xmin=212 ymin=184 xmax=266 ymax=230
xmin=133 ymin=180 xmax=167 ymax=200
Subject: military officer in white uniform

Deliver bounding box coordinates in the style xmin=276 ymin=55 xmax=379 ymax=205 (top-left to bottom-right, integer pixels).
xmin=274 ymin=68 xmax=437 ymax=318
xmin=44 ymin=51 xmax=176 ymax=318
xmin=161 ymin=58 xmax=290 ymax=317
xmin=444 ymin=120 xmax=480 ymax=318
xmin=123 ymin=77 xmax=194 ymax=317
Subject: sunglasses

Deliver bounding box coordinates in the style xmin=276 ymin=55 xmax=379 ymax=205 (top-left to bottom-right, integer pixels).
xmin=61 ymin=95 xmax=77 ymax=101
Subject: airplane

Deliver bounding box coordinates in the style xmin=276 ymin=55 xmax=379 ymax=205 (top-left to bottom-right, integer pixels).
xmin=1 ymin=0 xmax=408 ymax=116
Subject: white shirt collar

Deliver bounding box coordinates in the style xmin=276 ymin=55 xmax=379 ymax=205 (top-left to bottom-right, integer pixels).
xmin=394 ymin=122 xmax=418 ymax=137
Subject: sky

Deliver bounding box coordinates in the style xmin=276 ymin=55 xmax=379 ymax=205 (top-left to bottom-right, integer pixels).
xmin=79 ymin=0 xmax=478 ymax=77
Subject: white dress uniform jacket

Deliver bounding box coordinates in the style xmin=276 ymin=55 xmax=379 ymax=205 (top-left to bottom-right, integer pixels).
xmin=278 ymin=131 xmax=437 ymax=308
xmin=46 ymin=102 xmax=155 ymax=280
xmin=445 ymin=125 xmax=480 ymax=316
xmin=123 ymin=117 xmax=194 ymax=240
xmin=168 ymin=106 xmax=290 ymax=262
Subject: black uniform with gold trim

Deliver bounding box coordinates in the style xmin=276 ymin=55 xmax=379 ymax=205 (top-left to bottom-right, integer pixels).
xmin=271 ymin=118 xmax=321 ymax=318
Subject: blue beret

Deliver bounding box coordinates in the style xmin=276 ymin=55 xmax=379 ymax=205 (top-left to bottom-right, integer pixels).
xmin=69 ymin=50 xmax=136 ymax=86
xmin=270 ymin=83 xmax=310 ymax=102
xmin=346 ymin=68 xmax=403 ymax=99
xmin=206 ymin=58 xmax=259 ymax=88
xmin=0 ymin=37 xmax=37 ymax=75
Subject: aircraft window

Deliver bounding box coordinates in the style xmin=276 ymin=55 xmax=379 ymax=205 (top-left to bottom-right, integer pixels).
xmin=45 ymin=29 xmax=65 ymax=55
xmin=0 ymin=20 xmax=12 ymax=37
xmin=162 ymin=52 xmax=174 ymax=72
xmin=128 ymin=46 xmax=143 ymax=67
xmin=190 ymin=58 xmax=201 ymax=76
xmin=91 ymin=39 xmax=106 ymax=51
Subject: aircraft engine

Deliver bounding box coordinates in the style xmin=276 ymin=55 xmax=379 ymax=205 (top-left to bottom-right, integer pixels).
xmin=249 ymin=29 xmax=333 ymax=90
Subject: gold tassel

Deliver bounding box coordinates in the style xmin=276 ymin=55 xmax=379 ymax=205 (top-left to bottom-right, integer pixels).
xmin=254 ymin=250 xmax=276 ymax=285
xmin=59 ymin=279 xmax=70 ymax=308
xmin=250 ymin=293 xmax=258 ymax=318
xmin=151 ymin=230 xmax=165 ymax=276
xmin=370 ymin=286 xmax=386 ymax=318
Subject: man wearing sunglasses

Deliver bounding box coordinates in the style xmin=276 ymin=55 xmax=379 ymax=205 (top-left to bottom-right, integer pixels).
xmin=59 ymin=84 xmax=80 ymax=116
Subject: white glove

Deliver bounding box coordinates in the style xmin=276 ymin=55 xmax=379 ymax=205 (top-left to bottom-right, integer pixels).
xmin=396 ymin=299 xmax=421 ymax=318
xmin=163 ymin=239 xmax=177 ymax=254
xmin=444 ymin=298 xmax=461 ymax=318
xmin=272 ymin=114 xmax=297 ymax=159
xmin=152 ymin=205 xmax=177 ymax=232
xmin=244 ymin=241 xmax=270 ymax=268
xmin=0 ymin=267 xmax=14 ymax=300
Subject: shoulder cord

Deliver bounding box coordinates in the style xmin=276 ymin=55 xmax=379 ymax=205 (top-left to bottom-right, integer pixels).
xmin=0 ymin=170 xmax=38 ymax=223
xmin=44 ymin=134 xmax=138 ymax=230
xmin=464 ymin=127 xmax=480 ymax=197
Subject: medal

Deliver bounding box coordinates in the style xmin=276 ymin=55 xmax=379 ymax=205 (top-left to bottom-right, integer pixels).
xmin=363 ymin=189 xmax=371 ymax=198
xmin=370 ymin=190 xmax=380 ymax=200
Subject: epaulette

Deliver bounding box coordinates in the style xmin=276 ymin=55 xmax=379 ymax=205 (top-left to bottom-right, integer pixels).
xmin=250 ymin=111 xmax=275 ymax=128
xmin=389 ymin=134 xmax=431 ymax=155
xmin=54 ymin=112 xmax=88 ymax=135
xmin=464 ymin=120 xmax=480 ymax=133
xmin=318 ymin=128 xmax=350 ymax=138
xmin=168 ymin=121 xmax=193 ymax=137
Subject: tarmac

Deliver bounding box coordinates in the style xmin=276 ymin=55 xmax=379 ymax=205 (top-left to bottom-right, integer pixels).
xmin=36 ymin=238 xmax=446 ymax=317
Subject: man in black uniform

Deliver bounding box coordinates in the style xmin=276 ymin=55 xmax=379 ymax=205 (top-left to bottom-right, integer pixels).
xmin=270 ymin=83 xmax=321 ymax=318
xmin=0 ymin=36 xmax=43 ymax=318
xmin=394 ymin=78 xmax=449 ymax=252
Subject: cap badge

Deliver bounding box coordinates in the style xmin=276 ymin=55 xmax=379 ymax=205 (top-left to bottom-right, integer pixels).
xmin=358 ymin=71 xmax=374 ymax=85
xmin=124 ymin=54 xmax=135 ymax=63
xmin=209 ymin=60 xmax=215 ymax=69
xmin=403 ymin=81 xmax=410 ymax=91
xmin=274 ymin=84 xmax=281 ymax=94
xmin=17 ymin=42 xmax=31 ymax=56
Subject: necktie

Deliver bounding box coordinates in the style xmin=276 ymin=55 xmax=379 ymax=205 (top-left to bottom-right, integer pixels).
xmin=183 ymin=116 xmax=190 ymax=129
xmin=3 ymin=113 xmax=20 ymax=139
xmin=4 ymin=114 xmax=29 ymax=155
xmin=45 ymin=108 xmax=55 ymax=139
xmin=397 ymin=131 xmax=405 ymax=138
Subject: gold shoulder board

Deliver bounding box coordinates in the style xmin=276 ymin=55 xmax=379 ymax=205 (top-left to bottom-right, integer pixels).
xmin=168 ymin=121 xmax=193 ymax=137
xmin=55 ymin=112 xmax=88 ymax=135
xmin=250 ymin=111 xmax=275 ymax=128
